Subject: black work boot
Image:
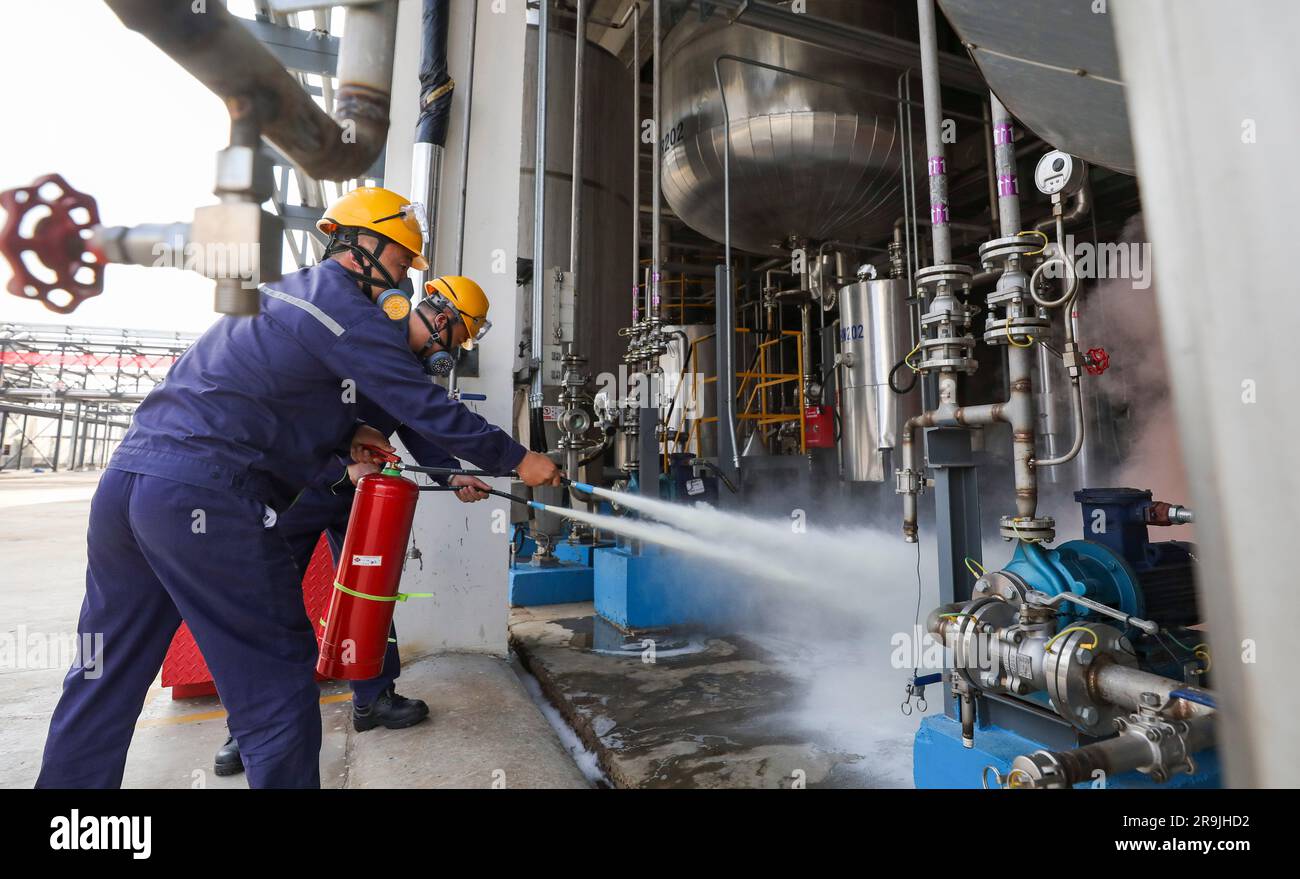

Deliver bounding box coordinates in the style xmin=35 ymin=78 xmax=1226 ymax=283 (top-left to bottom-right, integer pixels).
xmin=352 ymin=686 xmax=429 ymax=732
xmin=214 ymin=734 xmax=244 ymax=777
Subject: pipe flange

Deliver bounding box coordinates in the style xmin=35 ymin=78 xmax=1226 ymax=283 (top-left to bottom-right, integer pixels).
xmin=917 ymin=334 xmax=978 ymax=373
xmin=917 ymin=355 xmax=979 ymax=374
xmin=971 ymin=570 xmax=1030 ymax=605
xmin=978 ymin=236 xmax=1041 ymax=269
xmin=999 ymin=515 xmax=1056 ymax=543
xmin=915 ymin=263 xmax=973 ymax=294
xmin=982 ymin=315 xmax=1051 ymax=346
xmin=945 ymin=597 xmax=1017 ymax=692
xmin=1042 ymin=624 xmax=1136 ymax=736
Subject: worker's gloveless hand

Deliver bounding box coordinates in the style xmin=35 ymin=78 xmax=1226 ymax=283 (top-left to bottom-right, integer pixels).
xmin=347 ymin=461 xmax=380 ymax=485
xmin=449 ymin=474 xmax=491 ymax=502
xmin=351 ymin=424 xmax=395 ymax=464
xmin=516 ymin=451 xmax=562 ymax=487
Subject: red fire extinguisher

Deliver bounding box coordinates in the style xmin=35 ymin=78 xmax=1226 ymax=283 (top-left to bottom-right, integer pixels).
xmin=316 ymin=462 xmax=420 ymax=680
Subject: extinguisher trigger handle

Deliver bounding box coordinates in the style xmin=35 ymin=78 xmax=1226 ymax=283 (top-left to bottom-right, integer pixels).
xmin=359 ymin=442 xmax=400 ymax=463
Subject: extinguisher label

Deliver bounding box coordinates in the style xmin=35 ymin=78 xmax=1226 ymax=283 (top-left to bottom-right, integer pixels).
xmin=351 ymin=555 xmax=383 ymax=567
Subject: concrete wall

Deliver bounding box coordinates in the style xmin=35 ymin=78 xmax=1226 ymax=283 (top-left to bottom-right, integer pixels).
xmin=382 ymin=0 xmax=529 ymax=656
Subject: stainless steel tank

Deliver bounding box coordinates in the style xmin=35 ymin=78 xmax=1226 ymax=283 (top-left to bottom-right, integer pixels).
xmin=520 ymin=22 xmax=634 ymax=383
xmin=660 ymin=0 xmax=909 ymax=255
xmin=836 ymin=277 xmax=916 ymax=482
xmin=937 ymin=0 xmax=1134 ymax=174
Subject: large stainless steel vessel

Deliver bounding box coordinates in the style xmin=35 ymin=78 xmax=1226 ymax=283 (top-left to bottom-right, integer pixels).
xmin=660 ymin=1 xmax=910 ymax=255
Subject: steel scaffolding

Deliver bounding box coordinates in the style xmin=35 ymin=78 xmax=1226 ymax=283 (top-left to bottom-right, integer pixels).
xmin=0 ymin=322 xmax=197 ymax=472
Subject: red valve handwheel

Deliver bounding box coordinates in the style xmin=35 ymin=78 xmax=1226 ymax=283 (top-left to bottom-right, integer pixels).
xmin=0 ymin=174 xmax=105 ymax=314
xmin=1084 ymin=346 xmax=1110 ymax=375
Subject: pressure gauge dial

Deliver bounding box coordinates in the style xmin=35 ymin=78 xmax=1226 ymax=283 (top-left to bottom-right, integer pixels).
xmin=1034 ymin=150 xmax=1087 ymax=197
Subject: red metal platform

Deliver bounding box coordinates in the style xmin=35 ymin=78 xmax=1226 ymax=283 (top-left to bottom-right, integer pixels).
xmin=161 ymin=533 xmax=335 ymax=699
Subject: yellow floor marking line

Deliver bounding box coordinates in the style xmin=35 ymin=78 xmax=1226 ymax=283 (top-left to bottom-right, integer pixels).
xmin=135 ymin=692 xmax=354 ymax=729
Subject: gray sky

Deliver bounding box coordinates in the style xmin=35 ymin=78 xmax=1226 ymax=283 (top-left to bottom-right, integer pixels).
xmin=0 ymin=0 xmax=279 ymax=335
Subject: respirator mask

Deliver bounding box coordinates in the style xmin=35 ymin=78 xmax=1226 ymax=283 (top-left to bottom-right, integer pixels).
xmin=413 ymin=303 xmax=459 ymax=377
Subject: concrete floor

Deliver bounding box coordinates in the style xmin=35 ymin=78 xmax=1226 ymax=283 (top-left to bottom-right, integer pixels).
xmin=509 ymin=603 xmax=916 ymax=789
xmin=0 ymin=469 xmax=589 ymax=789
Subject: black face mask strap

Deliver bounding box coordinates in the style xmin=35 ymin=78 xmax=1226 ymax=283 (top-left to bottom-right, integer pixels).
xmin=414 ymin=305 xmax=448 ymax=358
xmin=326 ymin=229 xmax=400 ymax=293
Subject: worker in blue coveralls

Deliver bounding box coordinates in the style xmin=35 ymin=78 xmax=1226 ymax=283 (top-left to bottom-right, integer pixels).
xmin=36 ymin=186 xmax=561 ymax=788
xmin=210 ymin=387 xmax=480 ymax=774
xmin=210 ymin=387 xmax=482 ymax=777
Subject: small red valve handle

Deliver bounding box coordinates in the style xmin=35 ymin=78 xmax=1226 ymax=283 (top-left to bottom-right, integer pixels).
xmin=0 ymin=174 xmax=105 ymax=315
xmin=359 ymin=443 xmax=401 ymax=464
xmin=1084 ymin=346 xmax=1110 ymax=376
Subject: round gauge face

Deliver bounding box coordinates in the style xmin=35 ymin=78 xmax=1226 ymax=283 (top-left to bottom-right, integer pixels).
xmin=1035 ymin=150 xmax=1084 ymax=196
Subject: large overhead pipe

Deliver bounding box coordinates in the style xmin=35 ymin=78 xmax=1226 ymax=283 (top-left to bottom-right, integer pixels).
xmin=105 ymin=0 xmax=398 ymax=181
xmin=411 ymin=0 xmax=454 ymax=289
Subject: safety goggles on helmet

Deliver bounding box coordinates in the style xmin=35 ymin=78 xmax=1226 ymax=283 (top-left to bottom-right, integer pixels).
xmin=371 ymin=202 xmax=428 ymax=249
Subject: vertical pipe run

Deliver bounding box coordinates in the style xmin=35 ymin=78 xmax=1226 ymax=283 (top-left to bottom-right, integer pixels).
xmin=990 ymin=94 xmax=1020 ymax=234
xmin=449 ymin=0 xmax=479 ymax=389
xmin=992 ymin=92 xmax=1038 ymax=515
xmin=410 ymin=144 xmax=443 ymax=286
xmin=453 ymin=0 xmax=479 ymax=276
xmin=982 ymin=101 xmax=999 ymax=235
xmin=714 ymin=56 xmax=741 ymax=474
xmin=569 ymin=0 xmax=587 ymax=278
xmin=530 ymin=0 xmax=550 ymax=411
xmin=630 ymin=2 xmax=641 ymax=323
xmin=53 ymin=403 xmax=66 ymax=473
xmin=639 ymin=0 xmax=663 ymax=499
xmin=917 ymin=0 xmax=950 ymax=265
xmin=650 ymin=0 xmax=662 ymax=324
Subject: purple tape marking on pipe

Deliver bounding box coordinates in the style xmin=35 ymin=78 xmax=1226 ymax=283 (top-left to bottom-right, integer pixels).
xmin=928 ymin=156 xmax=946 ymax=177
xmin=997 ymin=175 xmax=1018 ymax=196
xmin=994 ymin=123 xmax=1014 ymax=146
xmin=931 ymin=203 xmax=949 ymax=225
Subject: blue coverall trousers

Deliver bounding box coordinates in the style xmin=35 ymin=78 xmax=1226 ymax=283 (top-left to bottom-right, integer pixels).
xmin=37 ymin=471 xmax=322 ymax=788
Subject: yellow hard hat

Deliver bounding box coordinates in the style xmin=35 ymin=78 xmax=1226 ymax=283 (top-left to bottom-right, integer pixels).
xmin=316 ymin=187 xmax=429 ymax=271
xmin=424 ymin=276 xmax=492 ymax=350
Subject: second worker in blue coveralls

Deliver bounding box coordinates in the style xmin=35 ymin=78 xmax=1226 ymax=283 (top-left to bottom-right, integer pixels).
xmin=36 ymin=186 xmax=560 ymax=789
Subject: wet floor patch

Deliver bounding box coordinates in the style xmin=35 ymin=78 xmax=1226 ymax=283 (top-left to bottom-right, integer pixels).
xmin=508 ymin=603 xmax=916 ymax=789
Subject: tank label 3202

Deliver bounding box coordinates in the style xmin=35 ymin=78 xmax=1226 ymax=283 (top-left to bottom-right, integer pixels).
xmin=351 ymin=555 xmax=383 ymax=567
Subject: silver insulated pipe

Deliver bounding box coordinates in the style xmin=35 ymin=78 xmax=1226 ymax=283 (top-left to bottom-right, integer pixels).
xmin=530 ymin=0 xmax=550 ymax=412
